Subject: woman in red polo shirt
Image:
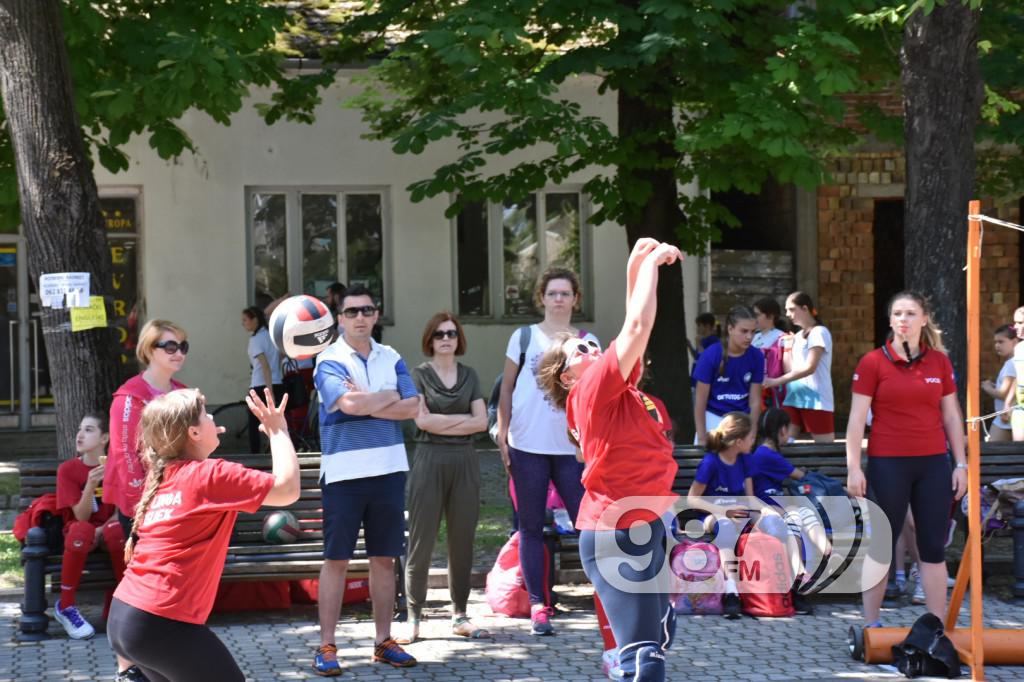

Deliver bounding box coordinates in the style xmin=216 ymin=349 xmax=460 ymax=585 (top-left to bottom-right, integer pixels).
xmin=846 ymin=291 xmax=967 ymax=629
xmin=537 ymin=238 xmax=681 ymax=682
xmin=107 ymin=388 xmax=299 ymax=682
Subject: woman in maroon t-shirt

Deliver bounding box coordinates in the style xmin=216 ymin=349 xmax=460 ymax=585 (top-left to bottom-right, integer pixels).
xmin=845 ymin=291 xmax=966 ymax=629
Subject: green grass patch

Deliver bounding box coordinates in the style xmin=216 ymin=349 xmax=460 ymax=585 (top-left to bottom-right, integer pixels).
xmin=0 ymin=471 xmax=18 ymax=496
xmin=0 ymin=532 xmax=22 ymax=590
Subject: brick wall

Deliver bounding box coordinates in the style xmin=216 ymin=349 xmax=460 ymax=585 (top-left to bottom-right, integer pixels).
xmin=817 ymin=153 xmax=1020 ymax=427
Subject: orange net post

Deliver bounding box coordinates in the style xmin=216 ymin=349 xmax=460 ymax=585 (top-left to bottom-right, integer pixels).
xmin=949 ymin=200 xmax=985 ymax=679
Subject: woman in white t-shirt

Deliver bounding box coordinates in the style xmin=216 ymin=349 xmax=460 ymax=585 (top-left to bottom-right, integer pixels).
xmin=242 ymin=306 xmax=284 ymax=453
xmin=982 ymin=324 xmax=1017 ymax=441
xmin=495 ymin=267 xmax=599 ymax=636
xmin=762 ymin=292 xmax=834 ymax=442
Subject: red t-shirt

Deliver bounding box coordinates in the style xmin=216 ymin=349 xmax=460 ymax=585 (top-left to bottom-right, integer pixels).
xmin=851 ymin=341 xmax=956 ymax=457
xmin=56 ymin=457 xmax=116 ymax=526
xmin=113 ymin=457 xmax=274 ymax=624
xmin=567 ymin=341 xmax=678 ymax=530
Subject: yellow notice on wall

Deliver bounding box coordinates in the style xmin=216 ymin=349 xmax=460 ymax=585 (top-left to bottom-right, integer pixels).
xmin=70 ymin=296 xmax=107 ymax=332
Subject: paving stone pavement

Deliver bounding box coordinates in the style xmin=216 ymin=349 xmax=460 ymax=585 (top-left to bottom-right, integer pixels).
xmin=2 ymin=585 xmax=1022 ymax=681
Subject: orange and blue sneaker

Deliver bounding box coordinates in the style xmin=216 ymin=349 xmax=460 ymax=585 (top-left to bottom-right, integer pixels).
xmin=372 ymin=637 xmax=417 ymax=668
xmin=312 ymin=644 xmax=342 ymax=677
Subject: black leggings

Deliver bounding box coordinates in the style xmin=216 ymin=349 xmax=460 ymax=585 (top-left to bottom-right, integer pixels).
xmin=867 ymin=454 xmax=951 ymax=564
xmin=108 ymin=598 xmax=244 ymax=682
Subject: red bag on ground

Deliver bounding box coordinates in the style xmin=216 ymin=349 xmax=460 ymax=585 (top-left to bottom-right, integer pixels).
xmin=289 ymin=577 xmax=370 ymax=605
xmin=736 ymin=530 xmax=795 ymax=617
xmin=486 ymin=532 xmax=531 ymax=617
xmin=212 ymin=580 xmax=291 ymax=613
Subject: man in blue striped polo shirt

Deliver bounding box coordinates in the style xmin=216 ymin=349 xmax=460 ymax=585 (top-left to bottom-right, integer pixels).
xmin=311 ymin=284 xmax=420 ymax=675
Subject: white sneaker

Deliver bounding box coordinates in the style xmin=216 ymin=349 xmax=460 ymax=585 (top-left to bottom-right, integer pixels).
xmin=947 ymin=576 xmax=957 ymax=588
xmin=602 ymin=648 xmax=623 ymax=680
xmin=911 ymin=581 xmax=927 ymax=605
xmin=54 ymin=603 xmax=95 ymax=640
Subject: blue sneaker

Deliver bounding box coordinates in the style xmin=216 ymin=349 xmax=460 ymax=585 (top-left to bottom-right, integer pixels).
xmin=312 ymin=644 xmax=342 ymax=677
xmin=372 ymin=637 xmax=417 ymax=668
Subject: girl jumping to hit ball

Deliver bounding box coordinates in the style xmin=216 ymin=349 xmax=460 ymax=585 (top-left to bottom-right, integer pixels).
xmin=107 ymin=388 xmax=299 ymax=682
xmin=537 ymin=238 xmax=681 ymax=682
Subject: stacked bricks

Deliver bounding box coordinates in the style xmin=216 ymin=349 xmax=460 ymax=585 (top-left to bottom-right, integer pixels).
xmin=818 ymin=152 xmax=1020 ymax=428
xmin=816 ymin=154 xmax=901 ymax=424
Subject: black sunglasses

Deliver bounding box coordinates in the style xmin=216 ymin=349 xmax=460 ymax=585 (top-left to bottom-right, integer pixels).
xmin=341 ymin=305 xmax=378 ymax=318
xmin=155 ymin=340 xmax=189 ymax=355
xmin=432 ymin=329 xmax=459 ymax=340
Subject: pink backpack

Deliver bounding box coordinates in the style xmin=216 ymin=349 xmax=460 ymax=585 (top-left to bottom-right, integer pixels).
xmin=763 ymin=335 xmax=785 ymax=379
xmin=486 ymin=532 xmax=531 ymax=617
xmin=669 ymin=538 xmax=725 ymax=615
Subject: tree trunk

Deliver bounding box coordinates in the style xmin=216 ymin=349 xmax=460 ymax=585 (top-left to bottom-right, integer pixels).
xmin=618 ymin=84 xmax=694 ymax=441
xmin=900 ymin=2 xmax=982 ymax=404
xmin=0 ymin=1 xmax=119 ymax=458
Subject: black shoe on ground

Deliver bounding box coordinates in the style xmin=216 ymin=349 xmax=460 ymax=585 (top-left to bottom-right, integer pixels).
xmin=723 ymin=593 xmax=742 ymax=619
xmin=793 ymin=591 xmax=814 ymax=615
xmin=114 ymin=666 xmax=149 ymax=682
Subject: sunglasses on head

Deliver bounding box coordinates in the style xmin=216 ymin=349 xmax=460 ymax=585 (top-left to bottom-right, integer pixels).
xmin=432 ymin=329 xmax=459 ymax=340
xmin=563 ymin=339 xmax=600 ymax=370
xmin=341 ymin=305 xmax=378 ymax=318
xmin=155 ymin=340 xmax=189 ymax=355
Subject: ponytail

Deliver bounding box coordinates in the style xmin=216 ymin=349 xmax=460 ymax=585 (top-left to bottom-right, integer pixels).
xmin=706 ymin=412 xmax=753 ymax=453
xmin=757 ymin=407 xmax=791 ymax=452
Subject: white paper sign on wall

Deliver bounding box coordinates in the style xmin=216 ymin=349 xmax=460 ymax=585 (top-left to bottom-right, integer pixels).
xmin=39 ymin=272 xmax=91 ymax=309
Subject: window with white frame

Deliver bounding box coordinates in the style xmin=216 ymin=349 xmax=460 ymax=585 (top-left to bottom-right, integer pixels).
xmin=247 ymin=187 xmax=389 ymax=313
xmin=455 ymin=190 xmax=589 ymax=319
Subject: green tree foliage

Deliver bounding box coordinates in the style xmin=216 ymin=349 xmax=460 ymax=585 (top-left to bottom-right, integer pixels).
xmin=326 ymin=0 xmax=887 ymax=253
xmin=0 ymin=0 xmax=331 ymax=230
xmin=851 ymin=0 xmax=1024 ymax=199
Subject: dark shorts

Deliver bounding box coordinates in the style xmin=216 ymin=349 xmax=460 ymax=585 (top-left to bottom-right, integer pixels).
xmin=322 ymin=471 xmax=406 ymax=560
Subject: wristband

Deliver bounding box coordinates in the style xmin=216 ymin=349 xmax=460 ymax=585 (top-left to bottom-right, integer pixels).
xmin=955 ymin=463 xmax=967 ymax=470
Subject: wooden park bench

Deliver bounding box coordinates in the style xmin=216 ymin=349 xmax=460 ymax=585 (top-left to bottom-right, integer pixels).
xmin=554 ymin=441 xmax=1024 ymax=587
xmin=17 ymin=453 xmax=358 ymax=592
xmin=553 ymin=443 xmax=850 ymax=580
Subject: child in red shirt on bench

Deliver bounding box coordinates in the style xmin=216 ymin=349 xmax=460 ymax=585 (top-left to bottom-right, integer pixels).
xmin=54 ymin=414 xmax=127 ymax=640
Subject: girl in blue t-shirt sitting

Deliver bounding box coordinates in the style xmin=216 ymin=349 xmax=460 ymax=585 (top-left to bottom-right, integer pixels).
xmin=747 ymin=408 xmax=826 ymax=612
xmin=747 ymin=408 xmax=805 ymax=503
xmin=686 ymin=412 xmax=778 ymax=616
xmin=692 ymin=306 xmax=764 ymax=445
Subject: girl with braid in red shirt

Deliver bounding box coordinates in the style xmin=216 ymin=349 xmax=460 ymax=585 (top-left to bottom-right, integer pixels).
xmin=107 ymin=388 xmax=299 ymax=682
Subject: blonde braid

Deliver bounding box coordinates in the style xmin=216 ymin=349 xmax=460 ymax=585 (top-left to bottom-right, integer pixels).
xmin=124 ymin=453 xmax=167 ymax=563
